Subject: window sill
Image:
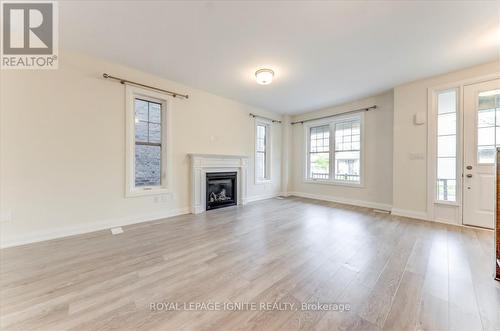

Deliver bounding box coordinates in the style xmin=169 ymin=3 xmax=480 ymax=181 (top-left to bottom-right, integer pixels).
xmin=433 ymin=200 xmax=459 ymax=207
xmin=303 ymin=179 xmax=364 ymax=188
xmin=126 ymin=187 xmax=170 ymax=198
xmin=255 ymin=179 xmax=272 ymax=185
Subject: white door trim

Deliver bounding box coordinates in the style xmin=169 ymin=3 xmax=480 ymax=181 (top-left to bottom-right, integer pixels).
xmin=463 ymin=79 xmax=500 ymax=229
xmin=427 ymin=73 xmax=500 ymax=225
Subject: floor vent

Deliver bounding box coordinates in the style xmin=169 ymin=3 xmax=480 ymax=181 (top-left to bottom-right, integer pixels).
xmin=111 ymin=227 xmax=124 ymax=235
xmin=373 ymin=209 xmax=390 ymax=214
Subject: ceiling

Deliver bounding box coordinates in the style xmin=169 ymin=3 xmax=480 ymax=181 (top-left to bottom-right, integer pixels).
xmin=60 ymin=1 xmax=500 ymax=114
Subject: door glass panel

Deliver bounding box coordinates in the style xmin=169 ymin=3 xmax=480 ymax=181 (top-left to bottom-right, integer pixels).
xmin=478 ymin=146 xmax=496 ymax=164
xmin=477 ymin=89 xmax=500 ymax=164
xmin=478 ymin=109 xmax=495 ymax=127
xmin=478 ymin=127 xmax=495 ymax=145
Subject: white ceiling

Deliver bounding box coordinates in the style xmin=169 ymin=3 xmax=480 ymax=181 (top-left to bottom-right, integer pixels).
xmin=60 ymin=1 xmax=500 ymax=114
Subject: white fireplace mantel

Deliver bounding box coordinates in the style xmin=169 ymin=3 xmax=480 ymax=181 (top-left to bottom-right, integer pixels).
xmin=189 ymin=154 xmax=249 ymax=214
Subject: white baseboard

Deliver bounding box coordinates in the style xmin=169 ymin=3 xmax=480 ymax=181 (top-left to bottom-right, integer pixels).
xmin=289 ymin=191 xmax=392 ymax=211
xmin=245 ymin=192 xmax=283 ymax=203
xmin=0 ymin=207 xmax=189 ymax=249
xmin=390 ymin=208 xmax=429 ymax=221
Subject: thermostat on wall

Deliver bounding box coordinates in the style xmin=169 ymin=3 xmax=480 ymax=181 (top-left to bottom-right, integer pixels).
xmin=414 ymin=112 xmax=426 ymax=125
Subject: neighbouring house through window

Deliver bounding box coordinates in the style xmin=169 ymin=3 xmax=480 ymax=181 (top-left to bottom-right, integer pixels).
xmin=306 ymin=114 xmax=363 ymax=185
xmin=126 ymin=85 xmax=170 ymax=196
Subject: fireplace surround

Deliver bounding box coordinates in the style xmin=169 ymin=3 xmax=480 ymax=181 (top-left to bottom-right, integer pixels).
xmin=189 ymin=154 xmax=248 ymax=214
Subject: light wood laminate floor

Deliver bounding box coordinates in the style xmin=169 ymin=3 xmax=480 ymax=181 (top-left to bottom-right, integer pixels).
xmin=1 ymin=197 xmax=499 ymax=331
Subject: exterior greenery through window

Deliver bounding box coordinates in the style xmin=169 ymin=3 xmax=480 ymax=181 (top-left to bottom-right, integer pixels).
xmin=134 ymin=98 xmax=162 ymax=187
xmin=309 ymin=125 xmax=330 ymax=179
xmin=436 ymin=89 xmax=457 ymax=202
xmin=307 ymin=115 xmax=362 ymax=184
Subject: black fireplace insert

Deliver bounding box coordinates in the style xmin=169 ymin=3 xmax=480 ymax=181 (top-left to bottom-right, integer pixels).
xmin=206 ymin=172 xmax=237 ymax=210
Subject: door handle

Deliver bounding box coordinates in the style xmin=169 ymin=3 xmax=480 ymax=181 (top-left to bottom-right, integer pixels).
xmin=466 ymin=174 xmax=473 ymax=178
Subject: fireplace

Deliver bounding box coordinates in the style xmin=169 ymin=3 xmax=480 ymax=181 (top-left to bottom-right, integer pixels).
xmin=206 ymin=172 xmax=237 ymax=210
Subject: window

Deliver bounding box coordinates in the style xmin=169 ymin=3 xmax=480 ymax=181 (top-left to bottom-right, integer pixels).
xmin=309 ymin=125 xmax=330 ymax=179
xmin=477 ymin=89 xmax=500 ymax=164
xmin=306 ymin=114 xmax=363 ymax=185
xmin=255 ymin=122 xmax=271 ymax=182
xmin=134 ymin=99 xmax=162 ymax=187
xmin=436 ymin=89 xmax=457 ymax=202
xmin=334 ymin=119 xmax=361 ymax=182
xmin=126 ymin=85 xmax=170 ymax=196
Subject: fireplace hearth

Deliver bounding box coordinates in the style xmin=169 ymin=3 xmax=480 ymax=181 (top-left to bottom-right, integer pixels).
xmin=206 ymin=172 xmax=237 ymax=210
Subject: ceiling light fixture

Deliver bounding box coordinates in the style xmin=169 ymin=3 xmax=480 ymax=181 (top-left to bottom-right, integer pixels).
xmin=255 ymin=69 xmax=274 ymax=85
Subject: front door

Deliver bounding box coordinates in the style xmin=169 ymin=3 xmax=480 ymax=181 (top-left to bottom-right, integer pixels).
xmin=463 ymin=79 xmax=500 ymax=229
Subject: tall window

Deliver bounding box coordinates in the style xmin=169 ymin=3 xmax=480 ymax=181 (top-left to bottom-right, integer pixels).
xmin=255 ymin=122 xmax=271 ymax=181
xmin=307 ymin=114 xmax=362 ymax=184
xmin=134 ymin=98 xmax=162 ymax=187
xmin=126 ymin=85 xmax=169 ymax=196
xmin=436 ymin=89 xmax=457 ymax=202
xmin=334 ymin=119 xmax=361 ymax=182
xmin=309 ymin=125 xmax=330 ymax=179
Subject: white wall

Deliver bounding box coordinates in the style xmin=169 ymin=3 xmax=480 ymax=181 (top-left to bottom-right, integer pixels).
xmin=0 ymin=51 xmax=283 ymax=247
xmin=288 ymin=91 xmax=394 ymax=210
xmin=393 ymin=61 xmax=500 ymax=219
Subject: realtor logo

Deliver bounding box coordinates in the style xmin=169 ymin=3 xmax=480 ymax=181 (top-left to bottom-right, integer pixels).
xmin=1 ymin=1 xmax=58 ymax=69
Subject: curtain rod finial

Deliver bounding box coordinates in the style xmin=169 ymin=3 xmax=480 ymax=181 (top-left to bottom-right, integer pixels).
xmin=103 ymin=73 xmax=109 ymax=78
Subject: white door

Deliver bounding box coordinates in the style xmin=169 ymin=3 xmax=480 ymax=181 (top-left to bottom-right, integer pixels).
xmin=463 ymin=79 xmax=500 ymax=229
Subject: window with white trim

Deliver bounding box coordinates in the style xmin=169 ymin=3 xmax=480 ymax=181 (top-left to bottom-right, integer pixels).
xmin=126 ymin=85 xmax=170 ymax=196
xmin=255 ymin=122 xmax=271 ymax=182
xmin=436 ymin=89 xmax=457 ymax=202
xmin=306 ymin=114 xmax=363 ymax=185
xmin=309 ymin=125 xmax=330 ymax=179
xmin=334 ymin=119 xmax=361 ymax=182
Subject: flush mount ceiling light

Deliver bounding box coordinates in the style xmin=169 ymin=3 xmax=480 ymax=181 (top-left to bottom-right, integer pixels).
xmin=255 ymin=69 xmax=274 ymax=85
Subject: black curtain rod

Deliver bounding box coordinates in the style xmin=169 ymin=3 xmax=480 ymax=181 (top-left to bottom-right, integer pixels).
xmin=291 ymin=105 xmax=377 ymax=125
xmin=102 ymin=73 xmax=189 ymax=99
xmin=249 ymin=113 xmax=282 ymax=124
